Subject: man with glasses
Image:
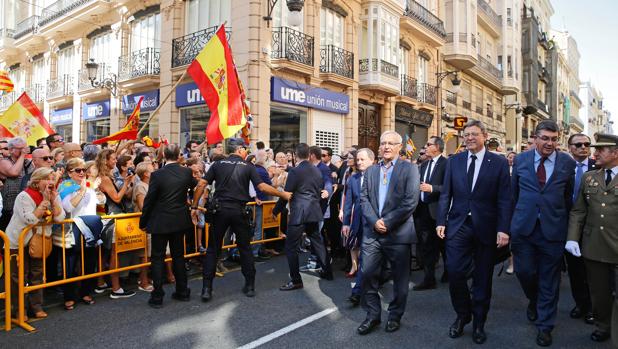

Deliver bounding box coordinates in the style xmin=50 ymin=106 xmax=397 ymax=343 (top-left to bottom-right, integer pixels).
xmin=46 ymin=133 xmax=64 ymax=152
xmin=20 ymin=148 xmax=55 ymax=190
xmin=565 ymin=133 xmax=596 ymax=325
xmin=510 ymin=120 xmax=576 ymax=346
xmin=0 ymin=137 xmax=34 ymax=231
xmin=413 ymin=136 xmax=448 ymax=291
xmin=436 ymin=120 xmax=511 ymax=344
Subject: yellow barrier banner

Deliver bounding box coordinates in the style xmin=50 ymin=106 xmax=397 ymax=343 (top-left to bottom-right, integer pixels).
xmin=115 ymin=217 xmax=147 ymax=253
xmin=262 ymin=202 xmax=279 ymax=229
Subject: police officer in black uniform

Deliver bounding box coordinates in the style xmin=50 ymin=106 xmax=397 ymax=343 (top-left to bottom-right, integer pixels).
xmin=201 ymin=138 xmax=291 ymax=301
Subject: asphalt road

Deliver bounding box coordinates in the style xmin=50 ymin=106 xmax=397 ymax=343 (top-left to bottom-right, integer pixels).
xmin=1 ymin=254 xmax=613 ymax=349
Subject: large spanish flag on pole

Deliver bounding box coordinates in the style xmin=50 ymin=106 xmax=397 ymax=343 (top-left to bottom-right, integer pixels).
xmin=0 ymin=92 xmax=54 ymax=145
xmin=187 ymin=24 xmax=248 ymax=145
xmin=0 ymin=70 xmax=14 ymax=93
xmin=93 ymin=96 xmax=142 ymax=144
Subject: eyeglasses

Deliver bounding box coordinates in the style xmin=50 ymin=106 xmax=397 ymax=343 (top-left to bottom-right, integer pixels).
xmin=70 ymin=168 xmax=86 ymax=174
xmin=538 ymin=136 xmax=559 ymax=143
xmin=571 ymin=142 xmax=590 ymax=148
xmin=36 ymin=156 xmax=53 ymax=161
xmin=0 ymin=147 xmax=8 ymax=151
xmin=53 ymin=138 xmax=64 ymax=143
xmin=321 ymin=154 xmax=329 ymax=158
xmin=463 ymin=132 xmax=482 ymax=138
xmin=426 ymin=142 xmax=436 ymax=147
xmin=380 ymin=142 xmax=401 ymax=147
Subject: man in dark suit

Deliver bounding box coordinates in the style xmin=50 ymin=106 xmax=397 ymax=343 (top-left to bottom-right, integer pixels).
xmin=276 ymin=143 xmax=333 ymax=291
xmin=357 ymin=131 xmax=420 ymax=335
xmin=140 ymin=144 xmax=206 ymax=308
xmin=437 ymin=120 xmax=511 ymax=344
xmin=510 ymin=121 xmax=576 ymax=346
xmin=413 ymin=136 xmax=447 ymax=290
xmin=565 ymin=133 xmax=596 ymax=324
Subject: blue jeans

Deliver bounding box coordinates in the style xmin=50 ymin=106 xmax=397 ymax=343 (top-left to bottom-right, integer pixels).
xmin=252 ymin=205 xmax=263 ymax=256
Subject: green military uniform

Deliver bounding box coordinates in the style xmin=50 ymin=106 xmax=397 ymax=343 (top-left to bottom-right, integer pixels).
xmin=567 ymin=133 xmax=618 ymax=344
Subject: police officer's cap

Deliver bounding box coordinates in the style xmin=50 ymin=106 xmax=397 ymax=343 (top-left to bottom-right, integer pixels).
xmin=226 ymin=137 xmax=246 ymax=148
xmin=591 ymin=133 xmax=618 ymax=147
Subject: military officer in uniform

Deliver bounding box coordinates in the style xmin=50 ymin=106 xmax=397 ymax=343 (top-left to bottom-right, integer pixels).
xmin=566 ymin=133 xmax=618 ymax=344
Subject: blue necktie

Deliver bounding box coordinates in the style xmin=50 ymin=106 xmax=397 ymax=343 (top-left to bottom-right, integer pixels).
xmin=573 ymin=162 xmax=584 ymax=202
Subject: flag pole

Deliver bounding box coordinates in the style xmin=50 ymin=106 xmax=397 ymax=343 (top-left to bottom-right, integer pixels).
xmin=137 ymin=70 xmax=188 ymax=138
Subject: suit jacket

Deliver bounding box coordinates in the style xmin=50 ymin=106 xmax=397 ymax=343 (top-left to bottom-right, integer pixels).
xmin=343 ymin=172 xmax=362 ymax=235
xmin=278 ymin=160 xmax=324 ymax=225
xmin=360 ymin=159 xmax=420 ymax=244
xmin=437 ymin=150 xmax=511 ymax=245
xmin=568 ymin=168 xmax=618 ymax=263
xmin=139 ymin=163 xmax=197 ymax=234
xmin=510 ymin=150 xmax=575 ymax=242
xmin=416 ymin=155 xmax=447 ymax=220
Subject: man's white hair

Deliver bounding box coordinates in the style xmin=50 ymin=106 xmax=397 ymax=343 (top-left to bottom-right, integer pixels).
xmin=8 ymin=137 xmax=27 ymax=148
xmin=380 ymin=130 xmax=402 ymax=144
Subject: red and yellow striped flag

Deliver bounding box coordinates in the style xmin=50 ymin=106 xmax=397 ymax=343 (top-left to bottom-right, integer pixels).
xmin=187 ymin=25 xmax=248 ymax=145
xmin=0 ymin=92 xmax=55 ymax=145
xmin=0 ymin=70 xmax=14 ymax=93
xmin=93 ymin=96 xmax=142 ymax=144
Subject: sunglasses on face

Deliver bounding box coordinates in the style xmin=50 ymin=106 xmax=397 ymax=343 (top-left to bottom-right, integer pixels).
xmin=571 ymin=142 xmax=590 ymax=148
xmin=70 ymin=168 xmax=86 ymax=174
xmin=37 ymin=156 xmax=53 ymax=161
xmin=0 ymin=147 xmax=8 ymax=151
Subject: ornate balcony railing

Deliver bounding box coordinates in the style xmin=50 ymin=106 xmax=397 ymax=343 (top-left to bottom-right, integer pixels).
xmin=0 ymin=27 xmax=15 ymax=38
xmin=25 ymin=84 xmax=46 ymax=103
xmin=78 ymin=63 xmax=111 ymax=91
xmin=0 ymin=91 xmax=18 ymax=110
xmin=320 ymin=45 xmax=354 ymax=78
xmin=271 ymin=26 xmax=314 ymax=66
xmin=446 ymin=91 xmax=457 ymax=104
xmin=401 ymin=75 xmax=418 ymax=99
xmin=405 ymin=0 xmax=447 ymax=38
xmin=47 ymin=75 xmax=73 ymax=99
xmin=40 ymin=0 xmax=101 ymax=27
xmin=477 ymin=0 xmax=502 ymax=29
xmin=477 ymin=54 xmax=502 ymax=80
xmin=14 ymin=16 xmax=39 ymax=40
xmin=417 ymin=83 xmax=437 ymax=105
xmin=359 ymin=58 xmax=377 ymax=73
xmin=463 ymin=100 xmax=472 ymax=110
xmin=118 ymin=48 xmax=160 ymax=81
xmin=380 ymin=60 xmax=399 ymax=78
xmin=171 ymin=26 xmax=232 ymax=68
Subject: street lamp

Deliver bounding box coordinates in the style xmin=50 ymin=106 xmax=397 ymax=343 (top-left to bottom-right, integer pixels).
xmin=264 ymin=0 xmax=305 ymax=27
xmin=436 ymin=70 xmax=461 ymax=137
xmin=85 ymin=58 xmax=117 ymax=96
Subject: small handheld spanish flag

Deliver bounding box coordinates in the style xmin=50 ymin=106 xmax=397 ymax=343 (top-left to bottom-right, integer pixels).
xmin=405 ymin=135 xmax=416 ymax=157
xmin=0 ymin=70 xmax=14 ymax=93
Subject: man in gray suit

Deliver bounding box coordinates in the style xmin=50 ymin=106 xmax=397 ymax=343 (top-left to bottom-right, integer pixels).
xmin=357 ymin=131 xmax=420 ymax=335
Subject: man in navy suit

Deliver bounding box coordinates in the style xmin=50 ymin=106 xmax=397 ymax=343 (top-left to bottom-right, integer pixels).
xmin=357 ymin=131 xmax=420 ymax=335
xmin=437 ymin=120 xmax=511 ymax=344
xmin=275 ymin=143 xmax=333 ymax=291
xmin=510 ymin=120 xmax=576 ymax=346
xmin=565 ymin=133 xmax=596 ymax=324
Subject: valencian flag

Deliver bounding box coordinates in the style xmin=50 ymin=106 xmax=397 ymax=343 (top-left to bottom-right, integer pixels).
xmin=93 ymin=96 xmax=142 ymax=144
xmin=0 ymin=70 xmax=14 ymax=93
xmin=0 ymin=92 xmax=55 ymax=145
xmin=187 ymin=24 xmax=248 ymax=145
xmin=404 ymin=135 xmax=416 ymax=157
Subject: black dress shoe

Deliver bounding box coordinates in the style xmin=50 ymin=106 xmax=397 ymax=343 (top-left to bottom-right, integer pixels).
xmin=590 ymin=330 xmax=610 ymax=342
xmin=171 ymin=289 xmax=191 ymax=302
xmin=536 ymin=330 xmax=552 ymax=347
xmin=472 ymin=324 xmax=487 ymax=344
xmin=584 ymin=311 xmax=595 ymax=325
xmin=449 ymin=317 xmax=471 ymax=338
xmin=201 ymin=287 xmax=212 ymax=302
xmin=347 ymin=294 xmax=360 ymax=307
xmin=357 ymin=319 xmax=381 ymax=335
xmin=413 ymin=281 xmax=437 ymax=291
xmin=527 ymin=302 xmax=538 ymax=322
xmin=148 ymin=297 xmax=163 ymax=309
xmin=570 ymin=306 xmax=583 ymax=319
xmin=279 ymin=281 xmax=303 ymax=291
xmin=319 ymin=271 xmax=334 ymax=280
xmin=440 ymin=271 xmax=449 ymax=283
xmin=385 ymin=319 xmax=400 ymax=333
xmin=242 ymin=283 xmax=255 ymax=298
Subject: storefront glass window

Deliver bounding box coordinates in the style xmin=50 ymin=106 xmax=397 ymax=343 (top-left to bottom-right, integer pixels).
xmin=86 ymin=119 xmax=110 ymax=143
xmin=270 ymin=105 xmax=307 ymax=154
xmin=180 ymin=105 xmax=210 ymax=146
xmin=55 ymin=125 xmax=72 ymax=143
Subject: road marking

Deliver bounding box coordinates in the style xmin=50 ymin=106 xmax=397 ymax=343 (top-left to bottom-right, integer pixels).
xmin=237 ymin=307 xmax=338 ymax=349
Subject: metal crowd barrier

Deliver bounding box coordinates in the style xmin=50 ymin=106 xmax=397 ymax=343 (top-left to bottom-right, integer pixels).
xmin=12 ymin=201 xmax=282 ymax=332
xmin=0 ymin=231 xmax=11 ymax=331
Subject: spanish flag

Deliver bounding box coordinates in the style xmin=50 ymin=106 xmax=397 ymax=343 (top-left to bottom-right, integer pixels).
xmin=93 ymin=96 xmax=142 ymax=144
xmin=187 ymin=24 xmax=247 ymax=145
xmin=0 ymin=92 xmax=55 ymax=145
xmin=0 ymin=70 xmax=14 ymax=93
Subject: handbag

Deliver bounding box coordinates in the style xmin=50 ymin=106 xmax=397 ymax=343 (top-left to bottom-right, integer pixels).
xmin=29 ymin=229 xmax=53 ymax=259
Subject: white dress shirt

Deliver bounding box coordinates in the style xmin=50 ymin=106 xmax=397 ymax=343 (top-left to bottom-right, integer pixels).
xmin=467 ymin=147 xmax=486 ymax=191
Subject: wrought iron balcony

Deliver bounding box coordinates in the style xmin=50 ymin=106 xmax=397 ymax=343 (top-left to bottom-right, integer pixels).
xmin=0 ymin=91 xmax=18 ymax=110
xmin=477 ymin=54 xmax=502 ymax=80
xmin=271 ymin=27 xmax=314 ymax=66
xmin=78 ymin=63 xmax=111 ymax=91
xmin=40 ymin=0 xmax=101 ymax=27
xmin=359 ymin=58 xmax=377 ymax=73
xmin=477 ymin=0 xmax=502 ymax=29
xmin=381 ymin=60 xmax=399 ymax=78
xmin=417 ymin=83 xmax=437 ymax=105
xmin=118 ymin=48 xmax=160 ymax=81
xmin=446 ymin=91 xmax=457 ymax=104
xmin=320 ymin=45 xmax=354 ymax=79
xmin=463 ymin=100 xmax=471 ymax=110
xmin=0 ymin=27 xmax=15 ymax=38
xmin=14 ymin=16 xmax=39 ymax=40
xmin=47 ymin=75 xmax=73 ymax=99
xmin=25 ymin=84 xmax=46 ymax=103
xmin=405 ymin=0 xmax=446 ymax=38
xmin=171 ymin=26 xmax=232 ymax=68
xmin=359 ymin=58 xmax=398 ymax=78
xmin=401 ymin=75 xmax=418 ymax=99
